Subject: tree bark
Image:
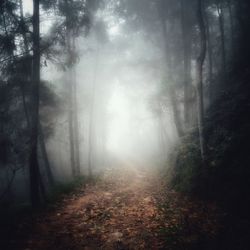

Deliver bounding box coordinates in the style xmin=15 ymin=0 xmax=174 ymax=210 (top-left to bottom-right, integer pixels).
xmin=29 ymin=0 xmax=41 ymax=208
xmin=65 ymin=0 xmax=82 ymax=178
xmin=204 ymin=5 xmax=213 ymax=103
xmin=20 ymin=0 xmax=54 ymax=187
xmin=72 ymin=39 xmax=80 ymax=176
xmin=38 ymin=122 xmax=55 ymax=186
xmin=226 ymin=0 xmax=234 ymax=59
xmin=158 ymin=0 xmax=184 ymax=137
xmin=196 ymin=0 xmax=207 ymax=163
xmin=181 ymin=0 xmax=192 ymax=129
xmin=216 ymin=0 xmax=226 ymax=80
xmin=68 ymin=67 xmax=76 ymax=176
xmin=88 ymin=50 xmax=99 ymax=178
xmin=65 ymin=0 xmax=77 ymax=177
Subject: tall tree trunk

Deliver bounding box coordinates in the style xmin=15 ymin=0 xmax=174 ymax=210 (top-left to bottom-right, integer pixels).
xmin=68 ymin=67 xmax=76 ymax=176
xmin=181 ymin=0 xmax=192 ymax=129
xmin=196 ymin=0 xmax=207 ymax=163
xmin=38 ymin=122 xmax=55 ymax=186
xmin=72 ymin=39 xmax=80 ymax=176
xmin=88 ymin=114 xmax=93 ymax=178
xmin=88 ymin=51 xmax=99 ymax=178
xmin=158 ymin=0 xmax=184 ymax=137
xmin=29 ymin=0 xmax=41 ymax=208
xmin=204 ymin=5 xmax=213 ymax=103
xmin=65 ymin=1 xmax=76 ymax=177
xmin=216 ymin=1 xmax=226 ymax=80
xmin=19 ymin=0 xmax=29 ymax=53
xmin=226 ymin=0 xmax=234 ymax=60
xmin=20 ymin=0 xmax=54 ymax=187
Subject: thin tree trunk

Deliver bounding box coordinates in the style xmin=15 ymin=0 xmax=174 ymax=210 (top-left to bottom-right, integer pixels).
xmin=196 ymin=0 xmax=207 ymax=163
xmin=169 ymin=86 xmax=184 ymax=137
xmin=20 ymin=0 xmax=54 ymax=187
xmin=38 ymin=122 xmax=55 ymax=185
xmin=20 ymin=70 xmax=55 ymax=188
xmin=88 ymin=116 xmax=93 ymax=178
xmin=65 ymin=1 xmax=76 ymax=177
xmin=88 ymin=51 xmax=99 ymax=178
xmin=226 ymin=0 xmax=234 ymax=58
xmin=158 ymin=111 xmax=169 ymax=157
xmin=38 ymin=164 xmax=46 ymax=202
xmin=158 ymin=0 xmax=184 ymax=137
xmin=72 ymin=39 xmax=80 ymax=176
xmin=216 ymin=1 xmax=226 ymax=80
xmin=204 ymin=5 xmax=213 ymax=103
xmin=68 ymin=67 xmax=76 ymax=176
xmin=181 ymin=0 xmax=192 ymax=129
xmin=29 ymin=0 xmax=41 ymax=208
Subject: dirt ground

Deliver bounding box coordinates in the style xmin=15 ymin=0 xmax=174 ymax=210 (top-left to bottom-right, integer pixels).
xmin=6 ymin=164 xmax=220 ymax=250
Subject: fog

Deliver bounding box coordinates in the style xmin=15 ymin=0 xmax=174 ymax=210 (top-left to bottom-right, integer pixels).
xmin=0 ymin=0 xmax=205 ymax=204
xmin=1 ymin=0 xmax=222 ymax=205
xmin=39 ymin=4 xmax=178 ymax=178
xmin=2 ymin=0 xmax=250 ymax=248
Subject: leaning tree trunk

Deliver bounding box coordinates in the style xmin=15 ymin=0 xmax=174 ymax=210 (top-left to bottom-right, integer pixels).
xmin=196 ymin=0 xmax=207 ymax=163
xmin=29 ymin=0 xmax=41 ymax=208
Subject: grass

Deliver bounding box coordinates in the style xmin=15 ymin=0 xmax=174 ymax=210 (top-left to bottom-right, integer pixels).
xmin=47 ymin=175 xmax=87 ymax=203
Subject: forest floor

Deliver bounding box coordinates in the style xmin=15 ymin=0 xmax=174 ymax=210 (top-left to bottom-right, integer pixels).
xmin=4 ymin=164 xmax=222 ymax=250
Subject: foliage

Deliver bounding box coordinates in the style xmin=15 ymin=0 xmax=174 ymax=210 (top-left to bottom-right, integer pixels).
xmin=171 ymin=132 xmax=203 ymax=194
xmin=1 ymin=167 xmax=220 ymax=249
xmin=47 ymin=175 xmax=86 ymax=203
xmin=171 ymin=65 xmax=250 ymax=212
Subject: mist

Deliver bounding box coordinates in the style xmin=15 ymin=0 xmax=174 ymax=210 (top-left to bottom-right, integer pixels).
xmin=40 ymin=2 xmax=177 ymax=178
xmin=1 ymin=0 xmax=250 ymax=249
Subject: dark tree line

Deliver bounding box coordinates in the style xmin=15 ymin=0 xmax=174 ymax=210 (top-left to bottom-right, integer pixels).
xmin=0 ymin=0 xmax=98 ymax=208
xmin=115 ymin=0 xmax=243 ymax=160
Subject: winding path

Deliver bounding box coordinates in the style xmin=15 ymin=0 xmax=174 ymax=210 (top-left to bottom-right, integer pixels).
xmin=19 ymin=164 xmax=219 ymax=250
xmin=25 ymin=165 xmax=167 ymax=249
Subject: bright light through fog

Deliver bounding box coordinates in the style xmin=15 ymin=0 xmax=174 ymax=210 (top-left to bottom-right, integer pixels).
xmin=106 ymin=80 xmax=163 ymax=164
xmin=107 ymin=83 xmax=131 ymax=155
xmin=23 ymin=0 xmax=33 ymax=14
xmin=108 ymin=25 xmax=120 ymax=36
xmin=18 ymin=0 xmax=178 ymax=175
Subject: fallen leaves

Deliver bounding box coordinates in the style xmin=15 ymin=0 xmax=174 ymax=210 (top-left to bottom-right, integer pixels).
xmin=18 ymin=166 xmax=221 ymax=250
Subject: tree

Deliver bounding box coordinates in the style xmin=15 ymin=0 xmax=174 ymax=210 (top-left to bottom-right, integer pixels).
xmin=216 ymin=0 xmax=226 ymax=80
xmin=58 ymin=0 xmax=90 ymax=177
xmin=29 ymin=0 xmax=41 ymax=208
xmin=157 ymin=0 xmax=185 ymax=138
xmin=181 ymin=0 xmax=193 ymax=129
xmin=19 ymin=0 xmax=55 ymax=187
xmin=196 ymin=0 xmax=207 ymax=162
xmin=204 ymin=3 xmax=214 ymax=103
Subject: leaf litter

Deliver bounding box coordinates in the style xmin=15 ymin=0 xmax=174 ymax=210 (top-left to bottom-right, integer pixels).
xmin=20 ymin=165 xmax=221 ymax=250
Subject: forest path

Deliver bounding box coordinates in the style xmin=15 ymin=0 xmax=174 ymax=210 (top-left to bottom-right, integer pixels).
xmin=22 ymin=164 xmax=220 ymax=250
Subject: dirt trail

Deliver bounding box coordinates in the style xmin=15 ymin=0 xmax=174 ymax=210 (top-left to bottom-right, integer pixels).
xmin=18 ymin=165 xmax=220 ymax=250
xmin=24 ymin=165 xmax=167 ymax=250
